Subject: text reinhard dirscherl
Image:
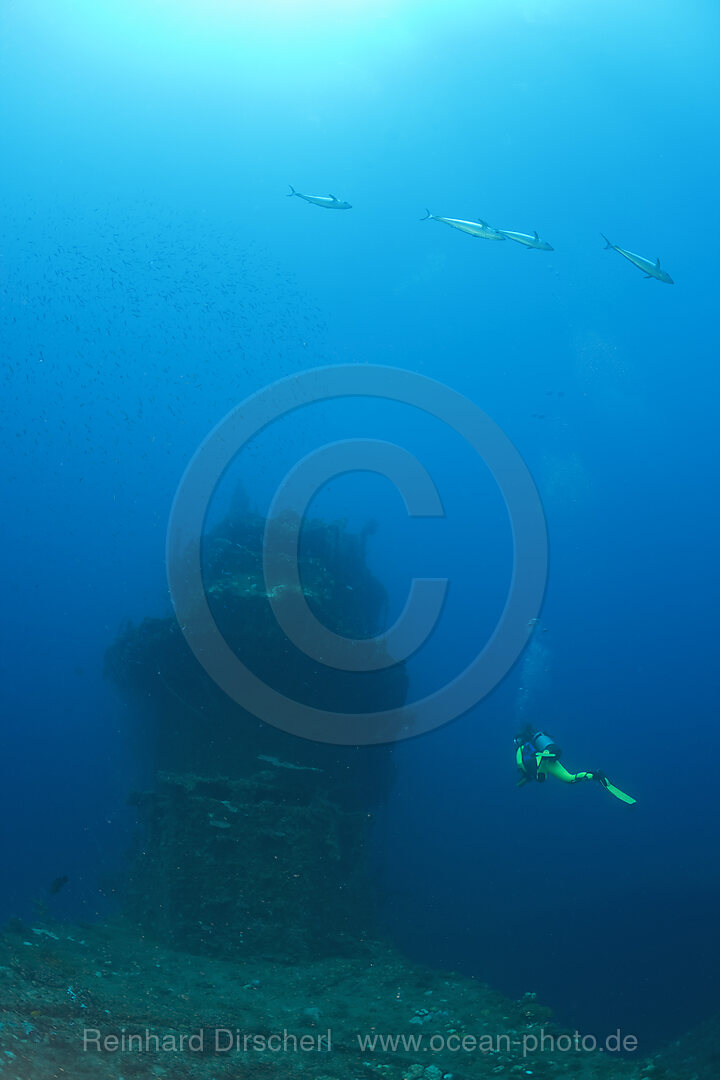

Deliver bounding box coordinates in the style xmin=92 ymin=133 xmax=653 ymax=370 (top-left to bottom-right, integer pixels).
xmin=83 ymin=1029 xmax=332 ymax=1053
xmin=82 ymin=1027 xmax=639 ymax=1058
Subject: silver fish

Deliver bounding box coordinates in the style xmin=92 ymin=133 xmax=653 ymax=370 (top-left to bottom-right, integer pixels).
xmin=287 ymin=186 xmax=352 ymax=210
xmin=421 ymin=209 xmax=505 ymax=240
xmin=602 ymin=234 xmax=673 ymax=284
xmin=497 ymin=228 xmax=553 ymax=251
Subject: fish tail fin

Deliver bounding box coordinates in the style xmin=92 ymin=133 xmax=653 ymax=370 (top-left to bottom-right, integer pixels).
xmin=601 ymin=233 xmax=613 ymax=249
xmin=420 ymin=209 xmax=432 ymax=221
xmin=287 ymin=185 xmax=296 ymax=197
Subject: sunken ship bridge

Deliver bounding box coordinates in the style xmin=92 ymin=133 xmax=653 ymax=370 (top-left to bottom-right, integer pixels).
xmin=105 ymin=503 xmax=407 ymax=961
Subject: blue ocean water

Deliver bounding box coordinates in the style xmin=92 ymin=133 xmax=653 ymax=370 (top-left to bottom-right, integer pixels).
xmin=2 ymin=0 xmax=719 ymax=1056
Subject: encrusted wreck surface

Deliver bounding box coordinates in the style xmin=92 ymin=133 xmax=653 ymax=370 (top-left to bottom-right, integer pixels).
xmin=0 ymin=917 xmax=682 ymax=1080
xmin=126 ymin=769 xmax=376 ymax=960
xmin=106 ymin=505 xmax=405 ymax=957
xmin=106 ymin=506 xmax=406 ymax=805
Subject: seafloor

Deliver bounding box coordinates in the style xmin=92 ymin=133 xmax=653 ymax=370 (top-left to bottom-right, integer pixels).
xmin=0 ymin=915 xmax=690 ymax=1080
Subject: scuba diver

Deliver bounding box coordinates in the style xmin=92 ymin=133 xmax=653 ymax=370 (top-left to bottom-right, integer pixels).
xmin=514 ymin=725 xmax=636 ymax=804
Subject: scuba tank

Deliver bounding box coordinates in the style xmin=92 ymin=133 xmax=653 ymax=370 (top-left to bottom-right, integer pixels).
xmin=515 ymin=729 xmax=561 ymax=783
xmin=529 ymin=731 xmax=562 ymax=758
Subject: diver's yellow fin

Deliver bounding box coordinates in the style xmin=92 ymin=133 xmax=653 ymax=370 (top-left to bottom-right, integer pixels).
xmin=602 ymin=778 xmax=637 ymax=805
